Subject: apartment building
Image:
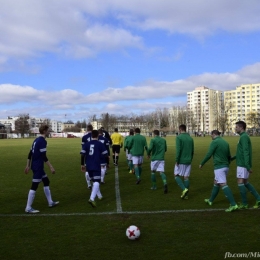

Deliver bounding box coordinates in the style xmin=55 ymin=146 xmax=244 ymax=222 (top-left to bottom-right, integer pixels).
xmin=187 ymin=86 xmax=223 ymax=133
xmin=224 ymin=83 xmax=260 ymax=132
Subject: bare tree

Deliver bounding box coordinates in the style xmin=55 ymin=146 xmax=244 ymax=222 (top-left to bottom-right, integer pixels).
xmin=15 ymin=114 xmax=30 ymax=137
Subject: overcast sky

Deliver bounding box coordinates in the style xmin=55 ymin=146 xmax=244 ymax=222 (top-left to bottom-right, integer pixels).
xmin=1 ymin=0 xmax=260 ymax=121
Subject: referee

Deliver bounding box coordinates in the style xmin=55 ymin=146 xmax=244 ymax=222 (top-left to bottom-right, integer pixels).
xmin=111 ymin=128 xmax=123 ymax=166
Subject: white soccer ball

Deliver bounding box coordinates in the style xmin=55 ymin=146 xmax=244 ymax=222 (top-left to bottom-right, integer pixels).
xmin=126 ymin=225 xmax=140 ymax=240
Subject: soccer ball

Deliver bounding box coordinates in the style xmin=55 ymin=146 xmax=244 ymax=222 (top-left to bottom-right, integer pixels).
xmin=126 ymin=225 xmax=140 ymax=240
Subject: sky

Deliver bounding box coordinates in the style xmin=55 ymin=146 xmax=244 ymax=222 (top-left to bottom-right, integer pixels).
xmin=1 ymin=0 xmax=260 ymax=122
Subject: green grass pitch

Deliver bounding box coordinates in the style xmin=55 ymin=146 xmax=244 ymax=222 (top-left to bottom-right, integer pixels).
xmin=0 ymin=136 xmax=260 ymax=260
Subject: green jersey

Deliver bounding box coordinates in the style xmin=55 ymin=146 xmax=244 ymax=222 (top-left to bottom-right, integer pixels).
xmin=176 ymin=133 xmax=194 ymax=164
xmin=200 ymin=136 xmax=231 ymax=170
xmin=147 ymin=136 xmax=167 ymax=161
xmin=124 ymin=135 xmax=134 ymax=153
xmin=127 ymin=133 xmax=147 ymax=156
xmin=233 ymin=132 xmax=252 ymax=171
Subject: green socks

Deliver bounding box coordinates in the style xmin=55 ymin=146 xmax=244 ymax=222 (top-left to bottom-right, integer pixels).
xmin=238 ymin=184 xmax=248 ymax=205
xmin=175 ymin=176 xmax=186 ymax=190
xmin=134 ymin=167 xmax=140 ymax=179
xmin=160 ymin=172 xmax=167 ymax=185
xmin=184 ymin=178 xmax=190 ymax=189
xmin=151 ymin=172 xmax=156 ymax=187
xmin=222 ymin=185 xmax=236 ymax=206
xmin=245 ymin=182 xmax=260 ymax=200
xmin=128 ymin=160 xmax=133 ymax=171
xmin=209 ymin=184 xmax=220 ymax=202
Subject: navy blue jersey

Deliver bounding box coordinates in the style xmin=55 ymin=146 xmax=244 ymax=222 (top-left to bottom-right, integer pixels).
xmin=81 ymin=140 xmax=108 ymax=171
xmin=102 ymin=130 xmax=112 ymax=145
xmin=30 ymin=136 xmax=47 ymax=171
xmin=98 ymin=136 xmax=110 ymax=156
xmin=81 ymin=132 xmax=92 ymax=147
xmin=98 ymin=136 xmax=110 ymax=164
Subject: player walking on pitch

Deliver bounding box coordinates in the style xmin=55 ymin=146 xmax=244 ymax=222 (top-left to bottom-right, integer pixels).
xmin=174 ymin=124 xmax=194 ymax=199
xmin=124 ymin=129 xmax=134 ymax=174
xmin=81 ymin=124 xmax=93 ymax=189
xmin=147 ymin=130 xmax=168 ymax=193
xmin=81 ymin=130 xmax=108 ymax=207
xmin=111 ymin=128 xmax=123 ymax=166
xmin=24 ymin=124 xmax=59 ymax=213
xmin=126 ymin=128 xmax=148 ymax=184
xmin=98 ymin=129 xmax=110 ymax=184
xmin=231 ymin=121 xmax=260 ymax=209
xmin=199 ymin=130 xmax=238 ymax=212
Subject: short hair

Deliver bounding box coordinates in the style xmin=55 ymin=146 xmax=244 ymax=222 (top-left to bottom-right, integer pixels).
xmin=114 ymin=128 xmax=118 ymax=132
xmin=92 ymin=130 xmax=99 ymax=138
xmin=100 ymin=126 xmax=104 ymax=130
xmin=87 ymin=124 xmax=93 ymax=131
xmin=98 ymin=129 xmax=103 ymax=135
xmin=236 ymin=120 xmax=246 ymax=130
xmin=129 ymin=129 xmax=134 ymax=135
xmin=179 ymin=124 xmax=186 ymax=132
xmin=135 ymin=128 xmax=140 ymax=133
xmin=39 ymin=124 xmax=49 ymax=134
xmin=153 ymin=129 xmax=159 ymax=136
xmin=211 ymin=130 xmax=220 ymax=136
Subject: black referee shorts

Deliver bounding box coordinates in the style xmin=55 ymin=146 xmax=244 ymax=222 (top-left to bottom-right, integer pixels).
xmin=112 ymin=145 xmax=121 ymax=154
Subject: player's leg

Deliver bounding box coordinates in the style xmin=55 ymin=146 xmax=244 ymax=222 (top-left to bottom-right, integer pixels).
xmin=244 ymin=179 xmax=260 ymax=205
xmin=42 ymin=176 xmax=59 ymax=208
xmin=115 ymin=146 xmax=120 ymax=166
xmin=132 ymin=156 xmax=140 ymax=183
xmin=112 ymin=145 xmax=116 ymax=165
xmin=136 ymin=157 xmax=144 ymax=184
xmin=218 ymin=168 xmax=238 ymax=212
xmin=150 ymin=161 xmax=157 ymax=189
xmin=101 ymin=164 xmax=106 ymax=184
xmin=237 ymin=167 xmax=249 ymax=208
xmin=25 ymin=171 xmax=41 ymax=213
xmin=174 ymin=164 xmax=188 ymax=198
xmin=158 ymin=161 xmax=167 ymax=194
xmin=183 ymin=165 xmax=191 ymax=198
xmin=89 ymin=171 xmax=101 ymax=207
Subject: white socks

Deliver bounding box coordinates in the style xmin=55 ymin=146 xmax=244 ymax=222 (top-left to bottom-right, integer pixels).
xmin=85 ymin=172 xmax=91 ymax=187
xmin=44 ymin=186 xmax=53 ymax=205
xmin=90 ymin=182 xmax=100 ymax=201
xmin=26 ymin=190 xmax=36 ymax=210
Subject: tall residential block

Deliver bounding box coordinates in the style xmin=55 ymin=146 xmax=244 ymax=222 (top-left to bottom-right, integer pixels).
xmin=187 ymin=86 xmax=223 ymax=133
xmin=224 ymin=83 xmax=260 ymax=132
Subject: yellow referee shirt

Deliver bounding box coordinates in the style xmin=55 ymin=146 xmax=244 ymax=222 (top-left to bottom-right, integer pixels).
xmin=111 ymin=132 xmax=123 ymax=146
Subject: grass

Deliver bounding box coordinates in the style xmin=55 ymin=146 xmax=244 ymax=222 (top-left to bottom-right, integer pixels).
xmin=0 ymin=136 xmax=260 ymax=260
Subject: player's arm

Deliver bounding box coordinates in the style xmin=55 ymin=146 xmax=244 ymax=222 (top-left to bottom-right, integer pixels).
xmin=199 ymin=142 xmax=216 ymax=168
xmin=80 ymin=148 xmax=86 ymax=172
xmin=24 ymin=149 xmax=32 ymax=174
xmin=144 ymin=139 xmax=148 ymax=153
xmin=147 ymin=139 xmax=153 ymax=157
xmin=241 ymin=136 xmax=251 ymax=171
xmin=42 ymin=152 xmax=55 ymax=174
xmin=120 ymin=135 xmax=123 ymax=148
xmin=175 ymin=137 xmax=181 ymax=165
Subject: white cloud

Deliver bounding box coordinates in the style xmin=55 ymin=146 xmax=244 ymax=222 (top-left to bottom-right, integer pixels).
xmin=1 ymin=62 xmax=260 ymax=119
xmin=0 ymin=0 xmax=260 ymax=67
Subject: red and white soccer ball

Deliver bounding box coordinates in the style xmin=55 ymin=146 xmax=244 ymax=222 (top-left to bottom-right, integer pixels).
xmin=126 ymin=225 xmax=140 ymax=240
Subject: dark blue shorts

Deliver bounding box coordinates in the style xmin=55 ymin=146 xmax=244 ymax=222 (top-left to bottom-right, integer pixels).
xmin=32 ymin=170 xmax=47 ymax=182
xmin=88 ymin=170 xmax=101 ymax=182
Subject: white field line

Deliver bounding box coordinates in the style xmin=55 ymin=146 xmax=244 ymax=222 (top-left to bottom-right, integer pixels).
xmin=115 ymin=166 xmax=122 ymax=213
xmin=0 ymin=208 xmax=242 ymax=217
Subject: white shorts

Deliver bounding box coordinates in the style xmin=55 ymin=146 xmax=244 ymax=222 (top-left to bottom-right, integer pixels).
xmin=127 ymin=152 xmax=133 ymax=160
xmin=151 ymin=160 xmax=165 ymax=172
xmin=132 ymin=156 xmax=143 ymax=165
xmin=214 ymin=167 xmax=229 ymax=184
xmin=174 ymin=164 xmax=191 ymax=177
xmin=237 ymin=166 xmax=250 ymax=179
